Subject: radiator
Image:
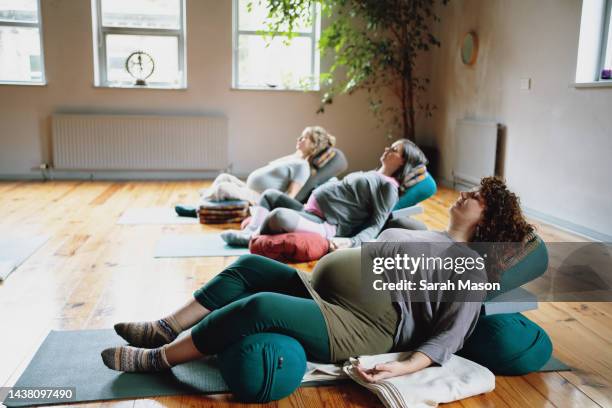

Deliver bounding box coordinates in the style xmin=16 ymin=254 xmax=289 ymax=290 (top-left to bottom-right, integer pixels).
xmin=52 ymin=114 xmax=228 ymax=171
xmin=452 ymin=119 xmax=500 ymax=187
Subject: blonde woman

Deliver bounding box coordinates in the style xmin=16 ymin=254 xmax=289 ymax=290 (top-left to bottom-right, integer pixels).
xmin=175 ymin=126 xmax=336 ymax=217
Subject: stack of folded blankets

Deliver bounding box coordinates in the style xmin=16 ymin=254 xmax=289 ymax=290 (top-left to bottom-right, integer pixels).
xmin=197 ymin=199 xmax=250 ymax=225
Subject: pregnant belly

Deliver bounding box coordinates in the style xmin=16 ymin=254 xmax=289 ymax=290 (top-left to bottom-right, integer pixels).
xmin=310 ymin=248 xmax=392 ymax=315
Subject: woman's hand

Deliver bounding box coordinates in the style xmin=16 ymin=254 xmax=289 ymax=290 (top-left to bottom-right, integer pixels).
xmin=354 ymin=361 xmax=408 ymax=383
xmin=353 ymin=352 xmax=433 ymax=383
xmin=329 ymin=237 xmax=352 ymax=251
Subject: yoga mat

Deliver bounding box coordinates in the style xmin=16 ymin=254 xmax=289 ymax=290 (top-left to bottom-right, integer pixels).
xmin=117 ymin=208 xmax=199 ymax=225
xmin=539 ymin=356 xmax=571 ymax=372
xmin=0 ymin=235 xmax=49 ymax=281
xmin=154 ymin=234 xmax=249 ymax=258
xmin=2 ymin=330 xmax=342 ymax=407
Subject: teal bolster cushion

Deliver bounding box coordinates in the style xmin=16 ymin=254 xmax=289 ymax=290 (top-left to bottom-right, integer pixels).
xmin=487 ymin=233 xmax=548 ymax=299
xmin=393 ymin=172 xmax=437 ymax=210
xmin=217 ymin=333 xmax=307 ymax=403
xmin=458 ymin=313 xmax=552 ymax=375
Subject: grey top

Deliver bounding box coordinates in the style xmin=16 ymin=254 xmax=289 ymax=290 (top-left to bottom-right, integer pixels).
xmin=246 ymin=155 xmax=310 ymax=194
xmin=313 ymin=171 xmax=399 ymax=246
xmin=374 ymin=229 xmax=486 ymax=365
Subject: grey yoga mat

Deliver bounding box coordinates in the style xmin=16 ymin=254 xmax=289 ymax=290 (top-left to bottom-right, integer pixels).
xmin=539 ymin=356 xmax=572 ymax=372
xmin=1 ymin=329 xmax=343 ymax=407
xmin=0 ymin=235 xmax=49 ymax=281
xmin=154 ymin=233 xmax=250 ymax=258
xmin=117 ymin=208 xmax=199 ymax=225
xmin=3 ymin=329 xmax=571 ymax=407
xmin=2 ymin=329 xmax=226 ymax=407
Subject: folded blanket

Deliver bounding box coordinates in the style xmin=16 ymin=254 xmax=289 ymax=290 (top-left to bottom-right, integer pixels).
xmin=343 ymin=353 xmax=495 ymax=408
xmin=199 ymin=208 xmax=249 ymax=217
xmin=312 ymin=148 xmax=336 ymax=170
xmin=198 ymin=199 xmax=250 ymax=211
xmin=401 ymin=165 xmax=427 ymax=190
xmin=305 ymin=353 xmax=494 ymax=408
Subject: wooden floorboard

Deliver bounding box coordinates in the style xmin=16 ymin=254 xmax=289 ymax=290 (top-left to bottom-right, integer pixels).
xmin=0 ymin=181 xmax=610 ymax=407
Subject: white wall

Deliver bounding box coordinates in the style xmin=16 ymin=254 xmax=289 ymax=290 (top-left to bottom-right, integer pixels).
xmin=0 ymin=0 xmax=389 ymax=178
xmin=423 ymin=0 xmax=612 ymax=238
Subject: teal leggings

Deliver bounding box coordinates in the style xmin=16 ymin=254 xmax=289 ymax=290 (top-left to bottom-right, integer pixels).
xmin=191 ymin=254 xmax=331 ymax=362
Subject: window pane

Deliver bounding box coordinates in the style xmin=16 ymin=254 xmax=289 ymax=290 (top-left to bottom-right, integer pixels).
xmin=0 ymin=0 xmax=37 ymax=23
xmin=105 ymin=34 xmax=180 ymax=85
xmin=238 ymin=0 xmax=313 ymax=33
xmin=0 ymin=26 xmax=42 ymax=82
xmin=101 ymin=0 xmax=180 ymax=29
xmin=604 ymin=8 xmax=612 ymax=71
xmin=238 ymin=34 xmax=315 ymax=89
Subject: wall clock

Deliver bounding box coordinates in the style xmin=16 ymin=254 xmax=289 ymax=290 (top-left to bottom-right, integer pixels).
xmin=126 ymin=51 xmax=155 ymax=86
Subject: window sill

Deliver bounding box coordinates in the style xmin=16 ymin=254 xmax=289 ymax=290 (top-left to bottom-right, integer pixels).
xmin=94 ymin=84 xmax=187 ymax=90
xmin=230 ymin=86 xmax=320 ymax=93
xmin=573 ymin=81 xmax=612 ymax=88
xmin=0 ymin=81 xmax=46 ymax=87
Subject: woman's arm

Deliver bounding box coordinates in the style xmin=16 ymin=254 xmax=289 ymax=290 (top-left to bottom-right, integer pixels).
xmin=354 ymin=351 xmax=432 ymax=383
xmin=348 ymin=182 xmax=398 ymax=247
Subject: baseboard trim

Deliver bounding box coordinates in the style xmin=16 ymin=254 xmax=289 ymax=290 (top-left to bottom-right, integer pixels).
xmin=0 ymin=170 xmax=222 ymax=181
xmin=522 ymin=207 xmax=611 ymax=242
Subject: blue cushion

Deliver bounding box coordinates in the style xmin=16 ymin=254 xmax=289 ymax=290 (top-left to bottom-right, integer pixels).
xmin=217 ymin=333 xmax=307 ymax=403
xmin=393 ymin=173 xmax=437 ymax=210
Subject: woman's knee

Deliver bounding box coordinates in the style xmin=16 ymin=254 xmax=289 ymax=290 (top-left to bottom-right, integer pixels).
xmin=227 ymin=254 xmax=273 ymax=272
xmin=259 ymin=189 xmax=283 ymax=209
xmin=263 ymin=208 xmax=298 ymax=233
xmin=215 ymin=173 xmax=234 ymax=183
xmin=240 ymin=293 xmax=285 ymax=320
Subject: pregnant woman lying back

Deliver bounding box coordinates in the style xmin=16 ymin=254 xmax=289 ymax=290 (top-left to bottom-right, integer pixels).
xmin=221 ymin=139 xmax=427 ymax=249
xmin=102 ymin=177 xmax=533 ymax=381
xmin=176 ymin=126 xmax=336 ymax=217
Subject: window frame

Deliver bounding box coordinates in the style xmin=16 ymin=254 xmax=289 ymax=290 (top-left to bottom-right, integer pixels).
xmin=0 ymin=0 xmax=46 ymax=86
xmin=599 ymin=0 xmax=612 ymax=80
xmin=231 ymin=0 xmax=320 ymax=91
xmin=91 ymin=0 xmax=187 ymax=89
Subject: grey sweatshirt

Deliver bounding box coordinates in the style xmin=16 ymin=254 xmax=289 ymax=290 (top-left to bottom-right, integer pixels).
xmin=374 ymin=229 xmax=486 ymax=365
xmin=313 ymin=171 xmax=399 ymax=246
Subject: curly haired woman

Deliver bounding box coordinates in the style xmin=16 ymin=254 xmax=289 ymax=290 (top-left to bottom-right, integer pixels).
xmin=102 ymin=177 xmax=533 ymax=382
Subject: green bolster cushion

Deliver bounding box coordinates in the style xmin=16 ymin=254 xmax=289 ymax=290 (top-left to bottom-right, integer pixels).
xmin=393 ymin=172 xmax=437 ymax=210
xmin=486 ymin=233 xmax=548 ymax=300
xmin=458 ymin=313 xmax=552 ymax=375
xmin=217 ymin=333 xmax=307 ymax=403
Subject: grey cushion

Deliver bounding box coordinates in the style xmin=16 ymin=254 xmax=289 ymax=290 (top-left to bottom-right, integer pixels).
xmin=295 ymin=148 xmax=348 ymax=203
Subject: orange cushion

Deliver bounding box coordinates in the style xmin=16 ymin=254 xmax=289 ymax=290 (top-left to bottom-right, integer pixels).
xmin=249 ymin=233 xmax=330 ymax=262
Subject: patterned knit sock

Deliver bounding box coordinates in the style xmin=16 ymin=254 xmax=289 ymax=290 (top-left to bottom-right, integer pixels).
xmin=114 ymin=316 xmax=181 ymax=348
xmin=101 ymin=346 xmax=171 ymax=372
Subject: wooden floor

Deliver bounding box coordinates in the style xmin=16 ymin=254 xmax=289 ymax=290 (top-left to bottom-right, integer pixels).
xmin=0 ymin=181 xmax=610 ymax=408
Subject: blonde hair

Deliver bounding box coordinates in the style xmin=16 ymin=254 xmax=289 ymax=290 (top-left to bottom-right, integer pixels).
xmin=303 ymin=126 xmax=336 ymax=159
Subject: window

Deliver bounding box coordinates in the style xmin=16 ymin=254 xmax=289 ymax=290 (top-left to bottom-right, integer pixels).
xmin=576 ymin=0 xmax=612 ymax=84
xmin=232 ymin=0 xmax=320 ymax=90
xmin=601 ymin=0 xmax=612 ymax=79
xmin=0 ymin=0 xmax=45 ymax=85
xmin=92 ymin=0 xmax=186 ymax=88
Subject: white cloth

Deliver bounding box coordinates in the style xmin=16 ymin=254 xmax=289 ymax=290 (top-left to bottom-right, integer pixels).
xmin=304 ymin=353 xmax=495 ymax=408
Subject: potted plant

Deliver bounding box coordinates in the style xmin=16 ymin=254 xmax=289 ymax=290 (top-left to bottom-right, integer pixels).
xmin=258 ymin=0 xmax=448 ymax=176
